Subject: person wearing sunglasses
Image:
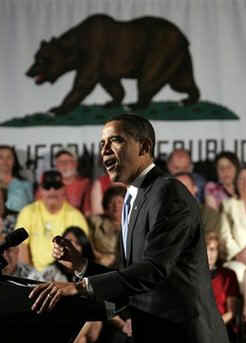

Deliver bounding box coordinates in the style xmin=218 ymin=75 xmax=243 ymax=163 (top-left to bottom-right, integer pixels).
xmin=15 ymin=170 xmax=89 ymax=272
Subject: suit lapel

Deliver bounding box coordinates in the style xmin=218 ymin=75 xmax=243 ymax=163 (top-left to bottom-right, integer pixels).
xmin=125 ymin=166 xmax=168 ymax=262
xmin=126 ymin=189 xmax=146 ymax=260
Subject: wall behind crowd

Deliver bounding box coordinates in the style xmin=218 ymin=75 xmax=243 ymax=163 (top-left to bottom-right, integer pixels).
xmin=0 ymin=0 xmax=246 ymax=177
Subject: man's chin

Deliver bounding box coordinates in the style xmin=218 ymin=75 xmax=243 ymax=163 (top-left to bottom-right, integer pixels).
xmin=107 ymin=170 xmax=121 ymax=183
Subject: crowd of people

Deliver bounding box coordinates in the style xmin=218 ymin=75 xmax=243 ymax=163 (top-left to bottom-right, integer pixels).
xmin=1 ymin=138 xmax=246 ymax=342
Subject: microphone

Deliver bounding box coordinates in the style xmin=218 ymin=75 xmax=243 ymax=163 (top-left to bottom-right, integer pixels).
xmin=0 ymin=228 xmax=29 ymax=254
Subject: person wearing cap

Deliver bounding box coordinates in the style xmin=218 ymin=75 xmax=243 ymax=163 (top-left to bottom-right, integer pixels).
xmin=15 ymin=170 xmax=89 ymax=271
xmin=35 ymin=148 xmax=92 ymax=216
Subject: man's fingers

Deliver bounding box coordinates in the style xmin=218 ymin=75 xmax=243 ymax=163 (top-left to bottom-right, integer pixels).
xmin=32 ymin=286 xmax=51 ymax=313
xmin=37 ymin=286 xmax=61 ymax=313
xmin=52 ymin=235 xmax=63 ymax=244
xmin=29 ymin=283 xmax=49 ymax=298
xmin=47 ymin=289 xmax=62 ymax=311
xmin=29 ymin=283 xmax=56 ymax=313
xmin=52 ymin=239 xmax=73 ymax=261
xmin=29 ymin=281 xmax=76 ymax=314
xmin=52 ymin=244 xmax=65 ymax=259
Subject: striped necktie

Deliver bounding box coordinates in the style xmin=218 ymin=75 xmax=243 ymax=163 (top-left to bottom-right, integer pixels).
xmin=122 ymin=192 xmax=132 ymax=255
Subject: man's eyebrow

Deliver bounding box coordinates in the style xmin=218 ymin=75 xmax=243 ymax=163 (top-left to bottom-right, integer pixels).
xmin=111 ymin=135 xmax=124 ymax=140
xmin=101 ymin=135 xmax=124 ymax=141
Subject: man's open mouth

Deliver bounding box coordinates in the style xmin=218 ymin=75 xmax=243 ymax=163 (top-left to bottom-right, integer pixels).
xmin=104 ymin=158 xmax=117 ymax=171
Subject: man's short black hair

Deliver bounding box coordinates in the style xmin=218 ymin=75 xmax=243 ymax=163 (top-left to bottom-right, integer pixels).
xmin=105 ymin=113 xmax=156 ymax=157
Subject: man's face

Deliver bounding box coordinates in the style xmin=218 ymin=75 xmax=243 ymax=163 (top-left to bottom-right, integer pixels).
xmin=40 ymin=186 xmax=65 ymax=211
xmin=167 ymin=154 xmax=192 ymax=175
xmin=100 ymin=121 xmax=145 ymax=185
xmin=55 ymin=153 xmax=77 ymax=179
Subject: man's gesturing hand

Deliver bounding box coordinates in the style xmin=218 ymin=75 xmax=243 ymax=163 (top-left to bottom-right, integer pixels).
xmin=29 ymin=281 xmax=78 ymax=314
xmin=52 ymin=235 xmax=87 ymax=272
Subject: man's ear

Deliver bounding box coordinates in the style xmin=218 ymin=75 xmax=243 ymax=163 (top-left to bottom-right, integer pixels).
xmin=139 ymin=139 xmax=151 ymax=156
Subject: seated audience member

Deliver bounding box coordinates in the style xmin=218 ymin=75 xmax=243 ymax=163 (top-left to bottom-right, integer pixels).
xmin=205 ymin=232 xmax=240 ymax=342
xmin=54 ymin=148 xmax=92 ymax=216
xmin=220 ymin=165 xmax=246 ymax=290
xmin=87 ymin=185 xmax=126 ymax=267
xmin=0 ymin=187 xmax=17 ymax=238
xmin=42 ymin=226 xmax=97 ymax=282
xmin=36 ymin=148 xmax=92 ymax=216
xmin=166 ymin=148 xmax=206 ymax=203
xmin=15 ymin=170 xmax=89 ymax=271
xmin=0 ymin=145 xmax=33 ymax=213
xmin=204 ymin=151 xmax=240 ymax=211
xmin=175 ymin=172 xmax=221 ymax=233
xmin=0 ymin=239 xmax=43 ymax=281
xmin=46 ymin=227 xmax=131 ymax=343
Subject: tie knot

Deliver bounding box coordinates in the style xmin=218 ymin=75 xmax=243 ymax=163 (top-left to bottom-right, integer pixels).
xmin=125 ymin=192 xmax=132 ymax=206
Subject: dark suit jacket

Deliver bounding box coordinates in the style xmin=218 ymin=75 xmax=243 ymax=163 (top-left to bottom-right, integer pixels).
xmin=88 ymin=167 xmax=229 ymax=343
xmin=85 ymin=260 xmax=112 ymax=277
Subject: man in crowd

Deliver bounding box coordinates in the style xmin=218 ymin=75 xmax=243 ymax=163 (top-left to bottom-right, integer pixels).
xmin=167 ymin=148 xmax=206 ymax=203
xmin=16 ymin=170 xmax=89 ymax=271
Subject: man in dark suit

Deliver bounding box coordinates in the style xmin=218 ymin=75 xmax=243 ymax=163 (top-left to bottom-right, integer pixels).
xmin=29 ymin=114 xmax=229 ymax=343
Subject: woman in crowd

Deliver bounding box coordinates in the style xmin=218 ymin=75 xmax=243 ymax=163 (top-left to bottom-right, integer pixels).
xmin=220 ymin=165 xmax=246 ymax=288
xmin=87 ymin=184 xmax=126 ymax=267
xmin=205 ymin=231 xmax=240 ymax=342
xmin=204 ymin=151 xmax=240 ymax=211
xmin=41 ymin=225 xmax=96 ymax=282
xmin=0 ymin=145 xmax=33 ymax=213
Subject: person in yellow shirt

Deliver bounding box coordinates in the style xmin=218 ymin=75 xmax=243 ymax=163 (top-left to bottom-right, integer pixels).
xmin=15 ymin=170 xmax=88 ymax=271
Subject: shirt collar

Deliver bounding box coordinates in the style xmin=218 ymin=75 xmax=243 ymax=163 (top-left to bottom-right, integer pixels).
xmin=127 ymin=163 xmax=155 ymax=196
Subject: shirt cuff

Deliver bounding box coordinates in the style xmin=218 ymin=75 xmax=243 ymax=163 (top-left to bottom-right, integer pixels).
xmin=75 ymin=277 xmax=94 ymax=299
xmin=74 ymin=258 xmax=88 ymax=280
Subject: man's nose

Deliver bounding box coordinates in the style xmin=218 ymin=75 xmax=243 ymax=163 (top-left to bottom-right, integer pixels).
xmin=101 ymin=141 xmax=112 ymax=155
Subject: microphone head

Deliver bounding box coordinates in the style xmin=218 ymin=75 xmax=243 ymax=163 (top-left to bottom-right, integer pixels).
xmin=6 ymin=228 xmax=29 ymax=247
